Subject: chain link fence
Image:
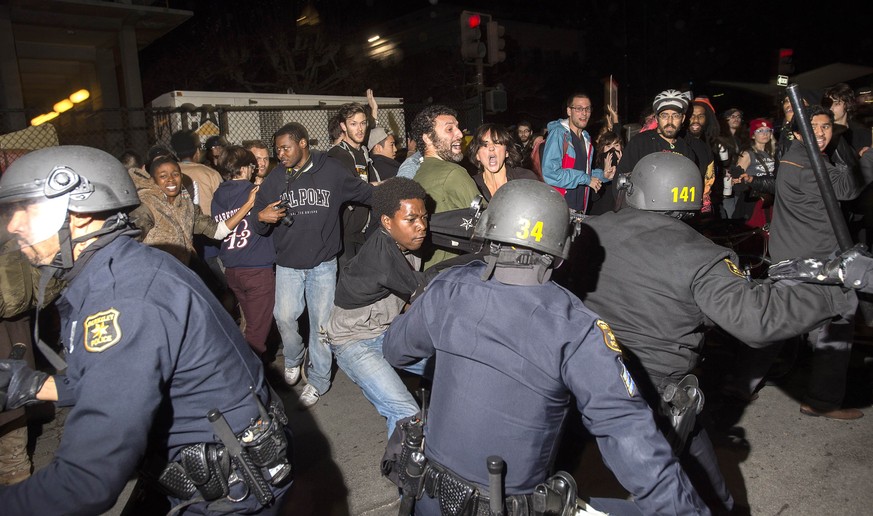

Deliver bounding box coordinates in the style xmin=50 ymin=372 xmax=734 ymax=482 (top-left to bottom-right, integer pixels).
xmin=0 ymin=98 xmax=483 ymax=164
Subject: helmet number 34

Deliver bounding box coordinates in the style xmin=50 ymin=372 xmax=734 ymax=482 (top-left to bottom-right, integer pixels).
xmin=671 ymin=186 xmax=696 ymax=203
xmin=516 ymin=218 xmax=544 ymax=242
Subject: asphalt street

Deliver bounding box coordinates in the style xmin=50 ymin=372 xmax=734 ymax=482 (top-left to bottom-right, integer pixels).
xmin=25 ymin=329 xmax=873 ymax=515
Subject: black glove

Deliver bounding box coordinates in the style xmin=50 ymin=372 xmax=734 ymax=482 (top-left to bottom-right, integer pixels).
xmin=769 ymin=245 xmax=873 ymax=292
xmin=0 ymin=360 xmax=49 ymax=411
xmin=768 ymin=257 xmax=839 ymax=285
xmin=839 ymin=246 xmax=873 ymax=293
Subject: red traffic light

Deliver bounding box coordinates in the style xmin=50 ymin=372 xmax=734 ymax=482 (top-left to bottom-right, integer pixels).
xmin=467 ymin=13 xmax=481 ymax=28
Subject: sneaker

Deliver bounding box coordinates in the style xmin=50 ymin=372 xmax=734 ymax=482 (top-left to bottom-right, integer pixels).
xmin=284 ymin=366 xmax=301 ymax=386
xmin=298 ymin=384 xmax=320 ymax=409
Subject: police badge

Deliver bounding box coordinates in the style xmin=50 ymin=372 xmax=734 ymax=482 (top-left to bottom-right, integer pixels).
xmin=83 ymin=308 xmax=122 ymax=352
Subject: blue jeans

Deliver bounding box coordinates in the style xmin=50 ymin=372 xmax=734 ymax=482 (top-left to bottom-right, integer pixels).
xmin=274 ymin=259 xmax=336 ymax=395
xmin=331 ymin=333 xmax=420 ymax=434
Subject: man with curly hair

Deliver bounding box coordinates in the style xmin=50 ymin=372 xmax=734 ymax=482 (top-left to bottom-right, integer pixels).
xmin=410 ymin=105 xmax=481 ymax=270
xmin=325 ymin=177 xmax=431 ymax=433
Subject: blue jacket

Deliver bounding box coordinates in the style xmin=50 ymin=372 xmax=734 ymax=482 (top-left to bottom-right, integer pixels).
xmin=383 ymin=262 xmax=708 ymax=514
xmin=541 ymin=119 xmax=606 ymax=190
xmin=0 ymin=236 xmax=279 ymax=515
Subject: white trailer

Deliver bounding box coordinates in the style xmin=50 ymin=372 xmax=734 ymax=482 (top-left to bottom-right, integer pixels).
xmin=147 ymin=91 xmax=406 ymax=150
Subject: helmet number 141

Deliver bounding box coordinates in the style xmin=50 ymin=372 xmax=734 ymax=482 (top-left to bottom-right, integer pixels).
xmin=671 ymin=186 xmax=696 ymax=203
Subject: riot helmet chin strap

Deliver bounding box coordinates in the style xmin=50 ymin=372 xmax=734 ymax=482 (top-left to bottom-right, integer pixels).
xmin=47 ymin=217 xmax=76 ymax=275
xmin=31 ymin=217 xmax=75 ymax=372
xmin=69 ymin=211 xmax=133 ymax=245
xmin=481 ymin=242 xmax=554 ymax=285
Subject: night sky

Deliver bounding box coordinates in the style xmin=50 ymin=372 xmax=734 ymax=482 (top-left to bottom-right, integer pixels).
xmin=141 ymin=0 xmax=873 ymax=129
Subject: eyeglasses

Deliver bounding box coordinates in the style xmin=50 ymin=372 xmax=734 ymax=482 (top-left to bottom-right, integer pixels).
xmin=570 ymin=106 xmax=592 ymax=114
xmin=754 ymin=128 xmax=772 ymax=134
xmin=658 ymin=112 xmax=683 ymax=121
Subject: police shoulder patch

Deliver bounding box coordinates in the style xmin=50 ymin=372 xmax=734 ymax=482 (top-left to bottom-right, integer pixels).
xmin=617 ymin=357 xmax=637 ymax=397
xmin=596 ymin=319 xmax=622 ymax=353
xmin=83 ymin=308 xmax=122 ymax=352
xmin=724 ymin=258 xmax=744 ymax=278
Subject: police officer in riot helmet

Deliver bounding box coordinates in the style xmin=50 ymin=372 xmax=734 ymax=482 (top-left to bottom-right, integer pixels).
xmin=570 ymin=152 xmax=873 ymax=513
xmin=622 ymin=151 xmax=703 ymax=215
xmin=382 ymin=179 xmax=709 ymax=515
xmin=0 ymin=146 xmax=291 ymax=514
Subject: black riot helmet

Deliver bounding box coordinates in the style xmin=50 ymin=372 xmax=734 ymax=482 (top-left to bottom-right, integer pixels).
xmin=0 ymin=145 xmax=140 ymax=253
xmin=474 ymin=179 xmax=572 ymax=260
xmin=623 ymin=153 xmax=702 ymax=212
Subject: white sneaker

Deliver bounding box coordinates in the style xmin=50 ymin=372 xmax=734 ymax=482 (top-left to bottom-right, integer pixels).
xmin=298 ymin=384 xmax=320 ymax=409
xmin=284 ymin=366 xmax=301 ymax=386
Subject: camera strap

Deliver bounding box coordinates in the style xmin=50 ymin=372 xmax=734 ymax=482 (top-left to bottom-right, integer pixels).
xmin=283 ymin=157 xmax=314 ymax=198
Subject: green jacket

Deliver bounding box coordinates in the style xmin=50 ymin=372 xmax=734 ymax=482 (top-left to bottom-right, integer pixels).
xmin=414 ymin=157 xmax=481 ymax=270
xmin=0 ymin=246 xmax=64 ymax=318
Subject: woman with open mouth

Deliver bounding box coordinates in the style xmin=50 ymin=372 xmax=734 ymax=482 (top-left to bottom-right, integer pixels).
xmin=468 ymin=123 xmax=539 ymax=201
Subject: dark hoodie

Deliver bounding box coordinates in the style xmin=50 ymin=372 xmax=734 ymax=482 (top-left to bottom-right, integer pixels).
xmin=252 ymin=150 xmax=373 ymax=269
xmin=212 ymin=180 xmax=274 ymax=269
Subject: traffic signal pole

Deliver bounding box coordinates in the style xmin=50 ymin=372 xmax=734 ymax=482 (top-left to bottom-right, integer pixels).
xmin=460 ymin=11 xmax=508 ymax=124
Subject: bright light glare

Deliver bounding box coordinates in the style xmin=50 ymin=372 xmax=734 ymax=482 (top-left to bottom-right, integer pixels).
xmin=54 ymin=99 xmax=74 ymax=113
xmin=367 ymin=35 xmax=380 ymax=43
xmin=31 ymin=112 xmax=59 ymax=126
xmin=69 ymin=89 xmax=90 ymax=103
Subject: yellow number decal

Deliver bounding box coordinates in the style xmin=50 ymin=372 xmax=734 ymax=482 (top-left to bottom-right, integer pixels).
xmin=671 ymin=186 xmax=696 ymax=203
xmin=516 ymin=218 xmax=530 ymax=239
xmin=530 ymin=221 xmax=544 ymax=242
xmin=516 ymin=218 xmax=544 ymax=241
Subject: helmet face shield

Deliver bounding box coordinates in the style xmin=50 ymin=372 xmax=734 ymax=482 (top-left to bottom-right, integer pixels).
xmin=0 ymin=194 xmax=69 ymax=253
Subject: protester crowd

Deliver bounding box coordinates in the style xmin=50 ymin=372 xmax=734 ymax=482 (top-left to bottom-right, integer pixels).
xmin=1 ymin=82 xmax=872 ymax=515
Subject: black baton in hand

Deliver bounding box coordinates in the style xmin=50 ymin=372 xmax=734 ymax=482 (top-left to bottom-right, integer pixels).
xmin=208 ymin=408 xmax=273 ymax=506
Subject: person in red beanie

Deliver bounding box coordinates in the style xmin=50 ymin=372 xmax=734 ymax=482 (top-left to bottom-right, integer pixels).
xmin=733 ymin=118 xmax=777 ymax=224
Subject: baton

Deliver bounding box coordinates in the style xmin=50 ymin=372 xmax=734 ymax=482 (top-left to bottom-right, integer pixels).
xmin=487 ymin=456 xmax=505 ymax=516
xmin=208 ymin=408 xmax=274 ymax=506
xmin=786 ymin=84 xmax=854 ymax=252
